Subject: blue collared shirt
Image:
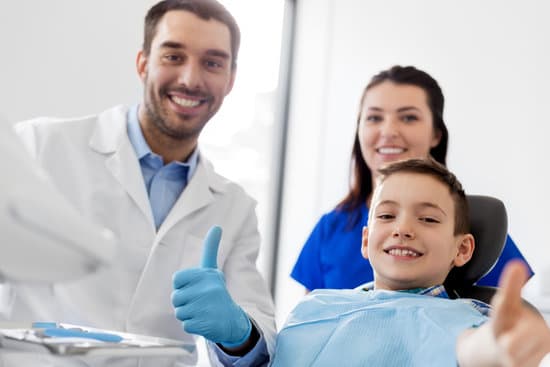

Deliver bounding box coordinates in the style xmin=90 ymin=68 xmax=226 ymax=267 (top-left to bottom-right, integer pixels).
xmin=207 ymin=319 xmax=270 ymax=367
xmin=127 ymin=105 xmax=199 ymax=229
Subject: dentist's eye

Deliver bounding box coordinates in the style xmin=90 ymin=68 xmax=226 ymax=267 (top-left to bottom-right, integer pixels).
xmin=205 ymin=60 xmax=222 ymax=68
xmin=164 ymin=54 xmax=182 ymax=63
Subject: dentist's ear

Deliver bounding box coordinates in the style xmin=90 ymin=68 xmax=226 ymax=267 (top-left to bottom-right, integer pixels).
xmin=361 ymin=226 xmax=369 ymax=260
xmin=224 ymin=68 xmax=236 ymax=96
xmin=136 ymin=50 xmax=148 ymax=82
xmin=453 ymin=233 xmax=475 ymax=267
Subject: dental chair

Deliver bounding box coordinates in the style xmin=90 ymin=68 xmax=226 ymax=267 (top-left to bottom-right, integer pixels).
xmin=444 ymin=195 xmax=535 ymax=310
xmin=443 ymin=195 xmax=507 ymax=302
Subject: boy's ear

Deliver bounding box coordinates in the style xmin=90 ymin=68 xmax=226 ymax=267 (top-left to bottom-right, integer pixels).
xmin=361 ymin=226 xmax=369 ymax=260
xmin=453 ymin=233 xmax=475 ymax=267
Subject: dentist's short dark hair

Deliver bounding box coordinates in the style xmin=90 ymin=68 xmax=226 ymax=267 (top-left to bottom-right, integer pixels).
xmin=143 ymin=0 xmax=240 ymax=69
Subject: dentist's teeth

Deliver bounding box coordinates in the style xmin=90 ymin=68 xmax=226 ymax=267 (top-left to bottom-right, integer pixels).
xmin=378 ymin=147 xmax=404 ymax=154
xmin=388 ymin=248 xmax=419 ymax=257
xmin=172 ymin=96 xmax=200 ymax=108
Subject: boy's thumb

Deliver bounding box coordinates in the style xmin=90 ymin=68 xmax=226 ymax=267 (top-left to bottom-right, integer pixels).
xmin=492 ymin=260 xmax=528 ymax=335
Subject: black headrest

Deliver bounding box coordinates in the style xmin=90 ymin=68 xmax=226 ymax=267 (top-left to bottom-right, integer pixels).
xmin=445 ymin=195 xmax=507 ymax=288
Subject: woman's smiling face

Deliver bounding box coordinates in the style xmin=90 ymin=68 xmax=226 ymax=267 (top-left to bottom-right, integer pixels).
xmin=358 ymin=81 xmax=441 ymax=184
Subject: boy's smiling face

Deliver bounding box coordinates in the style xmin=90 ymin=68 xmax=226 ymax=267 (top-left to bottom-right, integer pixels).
xmin=362 ymin=172 xmax=474 ymax=291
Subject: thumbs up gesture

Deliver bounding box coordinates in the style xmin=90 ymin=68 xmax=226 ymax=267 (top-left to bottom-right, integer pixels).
xmin=172 ymin=226 xmax=252 ymax=347
xmin=490 ymin=261 xmax=550 ymax=367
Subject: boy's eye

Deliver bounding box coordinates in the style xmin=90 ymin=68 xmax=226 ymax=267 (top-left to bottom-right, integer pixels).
xmin=419 ymin=216 xmax=440 ymax=223
xmin=377 ymin=214 xmax=395 ymax=220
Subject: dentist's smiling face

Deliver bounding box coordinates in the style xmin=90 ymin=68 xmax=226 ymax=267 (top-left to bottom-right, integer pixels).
xmin=137 ymin=10 xmax=235 ymax=144
xmin=358 ymin=81 xmax=440 ymax=184
xmin=361 ymin=172 xmax=472 ymax=291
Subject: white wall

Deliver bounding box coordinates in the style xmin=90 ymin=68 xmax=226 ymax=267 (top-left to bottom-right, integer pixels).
xmin=0 ymin=1 xmax=157 ymax=121
xmin=276 ymin=0 xmax=550 ymax=326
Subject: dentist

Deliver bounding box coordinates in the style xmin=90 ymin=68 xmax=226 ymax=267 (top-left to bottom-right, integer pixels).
xmin=13 ymin=0 xmax=275 ymax=365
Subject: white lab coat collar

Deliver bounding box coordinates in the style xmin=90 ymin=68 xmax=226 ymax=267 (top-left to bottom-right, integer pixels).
xmin=88 ymin=105 xmax=228 ymax=235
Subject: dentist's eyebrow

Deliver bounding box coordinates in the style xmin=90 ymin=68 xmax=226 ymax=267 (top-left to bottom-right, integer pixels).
xmin=159 ymin=41 xmax=230 ymax=60
xmin=160 ymin=41 xmax=185 ymax=49
xmin=205 ymin=49 xmax=230 ymax=60
xmin=160 ymin=41 xmax=231 ymax=60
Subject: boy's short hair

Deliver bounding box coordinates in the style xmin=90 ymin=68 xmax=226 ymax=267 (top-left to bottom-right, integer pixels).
xmin=375 ymin=157 xmax=470 ymax=235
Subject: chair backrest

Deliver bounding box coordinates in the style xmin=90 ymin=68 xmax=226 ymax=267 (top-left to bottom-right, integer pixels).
xmin=445 ymin=195 xmax=507 ymax=292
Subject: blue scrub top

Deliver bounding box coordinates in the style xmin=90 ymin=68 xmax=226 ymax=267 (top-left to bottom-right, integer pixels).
xmin=291 ymin=205 xmax=533 ymax=290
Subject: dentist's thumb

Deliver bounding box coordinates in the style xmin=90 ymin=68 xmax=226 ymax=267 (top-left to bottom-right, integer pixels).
xmin=200 ymin=226 xmax=222 ymax=269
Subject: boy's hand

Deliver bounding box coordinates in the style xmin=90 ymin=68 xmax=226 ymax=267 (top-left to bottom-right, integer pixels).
xmin=490 ymin=261 xmax=550 ymax=367
xmin=171 ymin=226 xmax=252 ymax=347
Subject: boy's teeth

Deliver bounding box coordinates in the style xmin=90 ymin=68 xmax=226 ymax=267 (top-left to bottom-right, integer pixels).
xmin=388 ymin=248 xmax=419 ymax=257
xmin=172 ymin=96 xmax=200 ymax=108
xmin=378 ymin=147 xmax=404 ymax=154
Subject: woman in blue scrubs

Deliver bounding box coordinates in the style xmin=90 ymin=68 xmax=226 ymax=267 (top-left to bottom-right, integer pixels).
xmin=291 ymin=65 xmax=533 ymax=291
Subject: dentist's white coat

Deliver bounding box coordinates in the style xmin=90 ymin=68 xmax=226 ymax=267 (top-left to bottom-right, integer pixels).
xmin=9 ymin=105 xmax=275 ymax=366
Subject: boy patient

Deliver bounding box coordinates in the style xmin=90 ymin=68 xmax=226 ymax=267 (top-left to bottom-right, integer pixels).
xmin=271 ymin=158 xmax=550 ymax=366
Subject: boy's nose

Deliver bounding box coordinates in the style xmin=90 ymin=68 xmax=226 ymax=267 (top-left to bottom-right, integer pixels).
xmin=392 ymin=226 xmax=415 ymax=240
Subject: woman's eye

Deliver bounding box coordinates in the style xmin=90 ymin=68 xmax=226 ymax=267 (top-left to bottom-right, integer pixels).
xmin=401 ymin=114 xmax=419 ymax=123
xmin=366 ymin=115 xmax=382 ymax=123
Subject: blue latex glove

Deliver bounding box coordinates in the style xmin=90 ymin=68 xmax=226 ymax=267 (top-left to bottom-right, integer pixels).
xmin=172 ymin=226 xmax=252 ymax=348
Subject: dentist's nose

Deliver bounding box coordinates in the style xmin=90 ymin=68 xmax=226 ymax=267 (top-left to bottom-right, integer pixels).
xmin=178 ymin=61 xmax=203 ymax=91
